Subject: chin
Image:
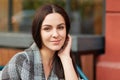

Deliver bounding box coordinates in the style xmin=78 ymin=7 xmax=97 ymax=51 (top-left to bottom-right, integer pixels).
xmin=53 ymin=48 xmax=61 ymax=51
xmin=50 ymin=46 xmax=62 ymax=51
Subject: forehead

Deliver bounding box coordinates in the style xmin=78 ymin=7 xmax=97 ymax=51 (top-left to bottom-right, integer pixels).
xmin=42 ymin=13 xmax=65 ymax=25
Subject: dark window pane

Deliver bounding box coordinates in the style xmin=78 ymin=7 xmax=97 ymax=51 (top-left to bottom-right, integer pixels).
xmin=70 ymin=0 xmax=104 ymax=35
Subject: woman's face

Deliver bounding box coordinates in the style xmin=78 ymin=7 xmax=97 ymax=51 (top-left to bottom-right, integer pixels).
xmin=41 ymin=13 xmax=66 ymax=51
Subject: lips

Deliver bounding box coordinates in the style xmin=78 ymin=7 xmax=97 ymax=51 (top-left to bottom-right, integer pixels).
xmin=51 ymin=40 xmax=61 ymax=45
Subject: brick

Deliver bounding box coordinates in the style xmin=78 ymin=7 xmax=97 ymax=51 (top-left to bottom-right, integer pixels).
xmin=106 ymin=0 xmax=120 ymax=11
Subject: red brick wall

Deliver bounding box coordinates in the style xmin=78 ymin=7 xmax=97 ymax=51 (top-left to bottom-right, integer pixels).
xmin=96 ymin=0 xmax=120 ymax=80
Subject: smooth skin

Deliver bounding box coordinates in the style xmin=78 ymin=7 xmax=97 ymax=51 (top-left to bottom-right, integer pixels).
xmin=40 ymin=13 xmax=78 ymax=80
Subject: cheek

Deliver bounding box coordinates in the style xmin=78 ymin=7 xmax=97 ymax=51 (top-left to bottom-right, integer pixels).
xmin=60 ymin=31 xmax=66 ymax=42
xmin=41 ymin=35 xmax=49 ymax=48
xmin=60 ymin=29 xmax=66 ymax=36
xmin=41 ymin=32 xmax=49 ymax=41
xmin=41 ymin=32 xmax=54 ymax=45
xmin=41 ymin=31 xmax=48 ymax=43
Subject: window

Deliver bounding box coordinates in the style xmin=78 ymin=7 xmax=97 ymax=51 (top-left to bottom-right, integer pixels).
xmin=69 ymin=0 xmax=104 ymax=35
xmin=0 ymin=0 xmax=105 ymax=53
xmin=0 ymin=0 xmax=65 ymax=33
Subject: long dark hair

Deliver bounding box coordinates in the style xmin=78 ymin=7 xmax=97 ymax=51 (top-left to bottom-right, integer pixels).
xmin=32 ymin=4 xmax=78 ymax=79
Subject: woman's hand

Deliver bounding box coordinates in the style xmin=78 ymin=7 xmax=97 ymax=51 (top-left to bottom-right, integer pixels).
xmin=58 ymin=34 xmax=79 ymax=80
xmin=58 ymin=34 xmax=72 ymax=58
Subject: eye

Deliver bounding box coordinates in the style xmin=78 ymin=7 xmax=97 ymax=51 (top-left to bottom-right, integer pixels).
xmin=43 ymin=27 xmax=51 ymax=31
xmin=58 ymin=26 xmax=65 ymax=30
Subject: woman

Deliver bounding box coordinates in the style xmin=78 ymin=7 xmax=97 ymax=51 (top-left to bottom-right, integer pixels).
xmin=1 ymin=4 xmax=81 ymax=80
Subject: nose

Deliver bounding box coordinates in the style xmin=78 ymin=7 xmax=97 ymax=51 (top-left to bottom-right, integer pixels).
xmin=52 ymin=29 xmax=59 ymax=38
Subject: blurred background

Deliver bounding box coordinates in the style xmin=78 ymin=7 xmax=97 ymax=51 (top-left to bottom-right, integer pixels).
xmin=0 ymin=0 xmax=103 ymax=34
xmin=0 ymin=0 xmax=106 ymax=80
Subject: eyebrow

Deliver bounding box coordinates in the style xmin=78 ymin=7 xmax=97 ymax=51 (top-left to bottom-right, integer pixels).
xmin=57 ymin=23 xmax=65 ymax=26
xmin=42 ymin=23 xmax=65 ymax=27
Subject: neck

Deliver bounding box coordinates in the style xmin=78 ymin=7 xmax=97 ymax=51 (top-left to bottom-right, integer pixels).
xmin=40 ymin=47 xmax=55 ymax=66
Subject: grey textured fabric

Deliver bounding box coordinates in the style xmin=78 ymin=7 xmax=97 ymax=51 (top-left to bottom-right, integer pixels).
xmin=1 ymin=43 xmax=81 ymax=80
xmin=1 ymin=43 xmax=59 ymax=80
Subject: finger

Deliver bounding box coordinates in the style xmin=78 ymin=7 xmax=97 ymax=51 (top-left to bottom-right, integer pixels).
xmin=67 ymin=34 xmax=72 ymax=48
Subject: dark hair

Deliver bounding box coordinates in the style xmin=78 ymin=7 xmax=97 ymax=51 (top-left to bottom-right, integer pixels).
xmin=32 ymin=4 xmax=78 ymax=79
xmin=32 ymin=4 xmax=70 ymax=49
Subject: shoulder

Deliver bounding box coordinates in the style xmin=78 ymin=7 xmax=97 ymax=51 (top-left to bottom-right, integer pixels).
xmin=1 ymin=51 xmax=27 ymax=79
xmin=8 ymin=51 xmax=28 ymax=65
xmin=1 ymin=49 xmax=35 ymax=80
xmin=8 ymin=44 xmax=37 ymax=65
xmin=8 ymin=48 xmax=34 ymax=66
xmin=2 ymin=49 xmax=34 ymax=72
